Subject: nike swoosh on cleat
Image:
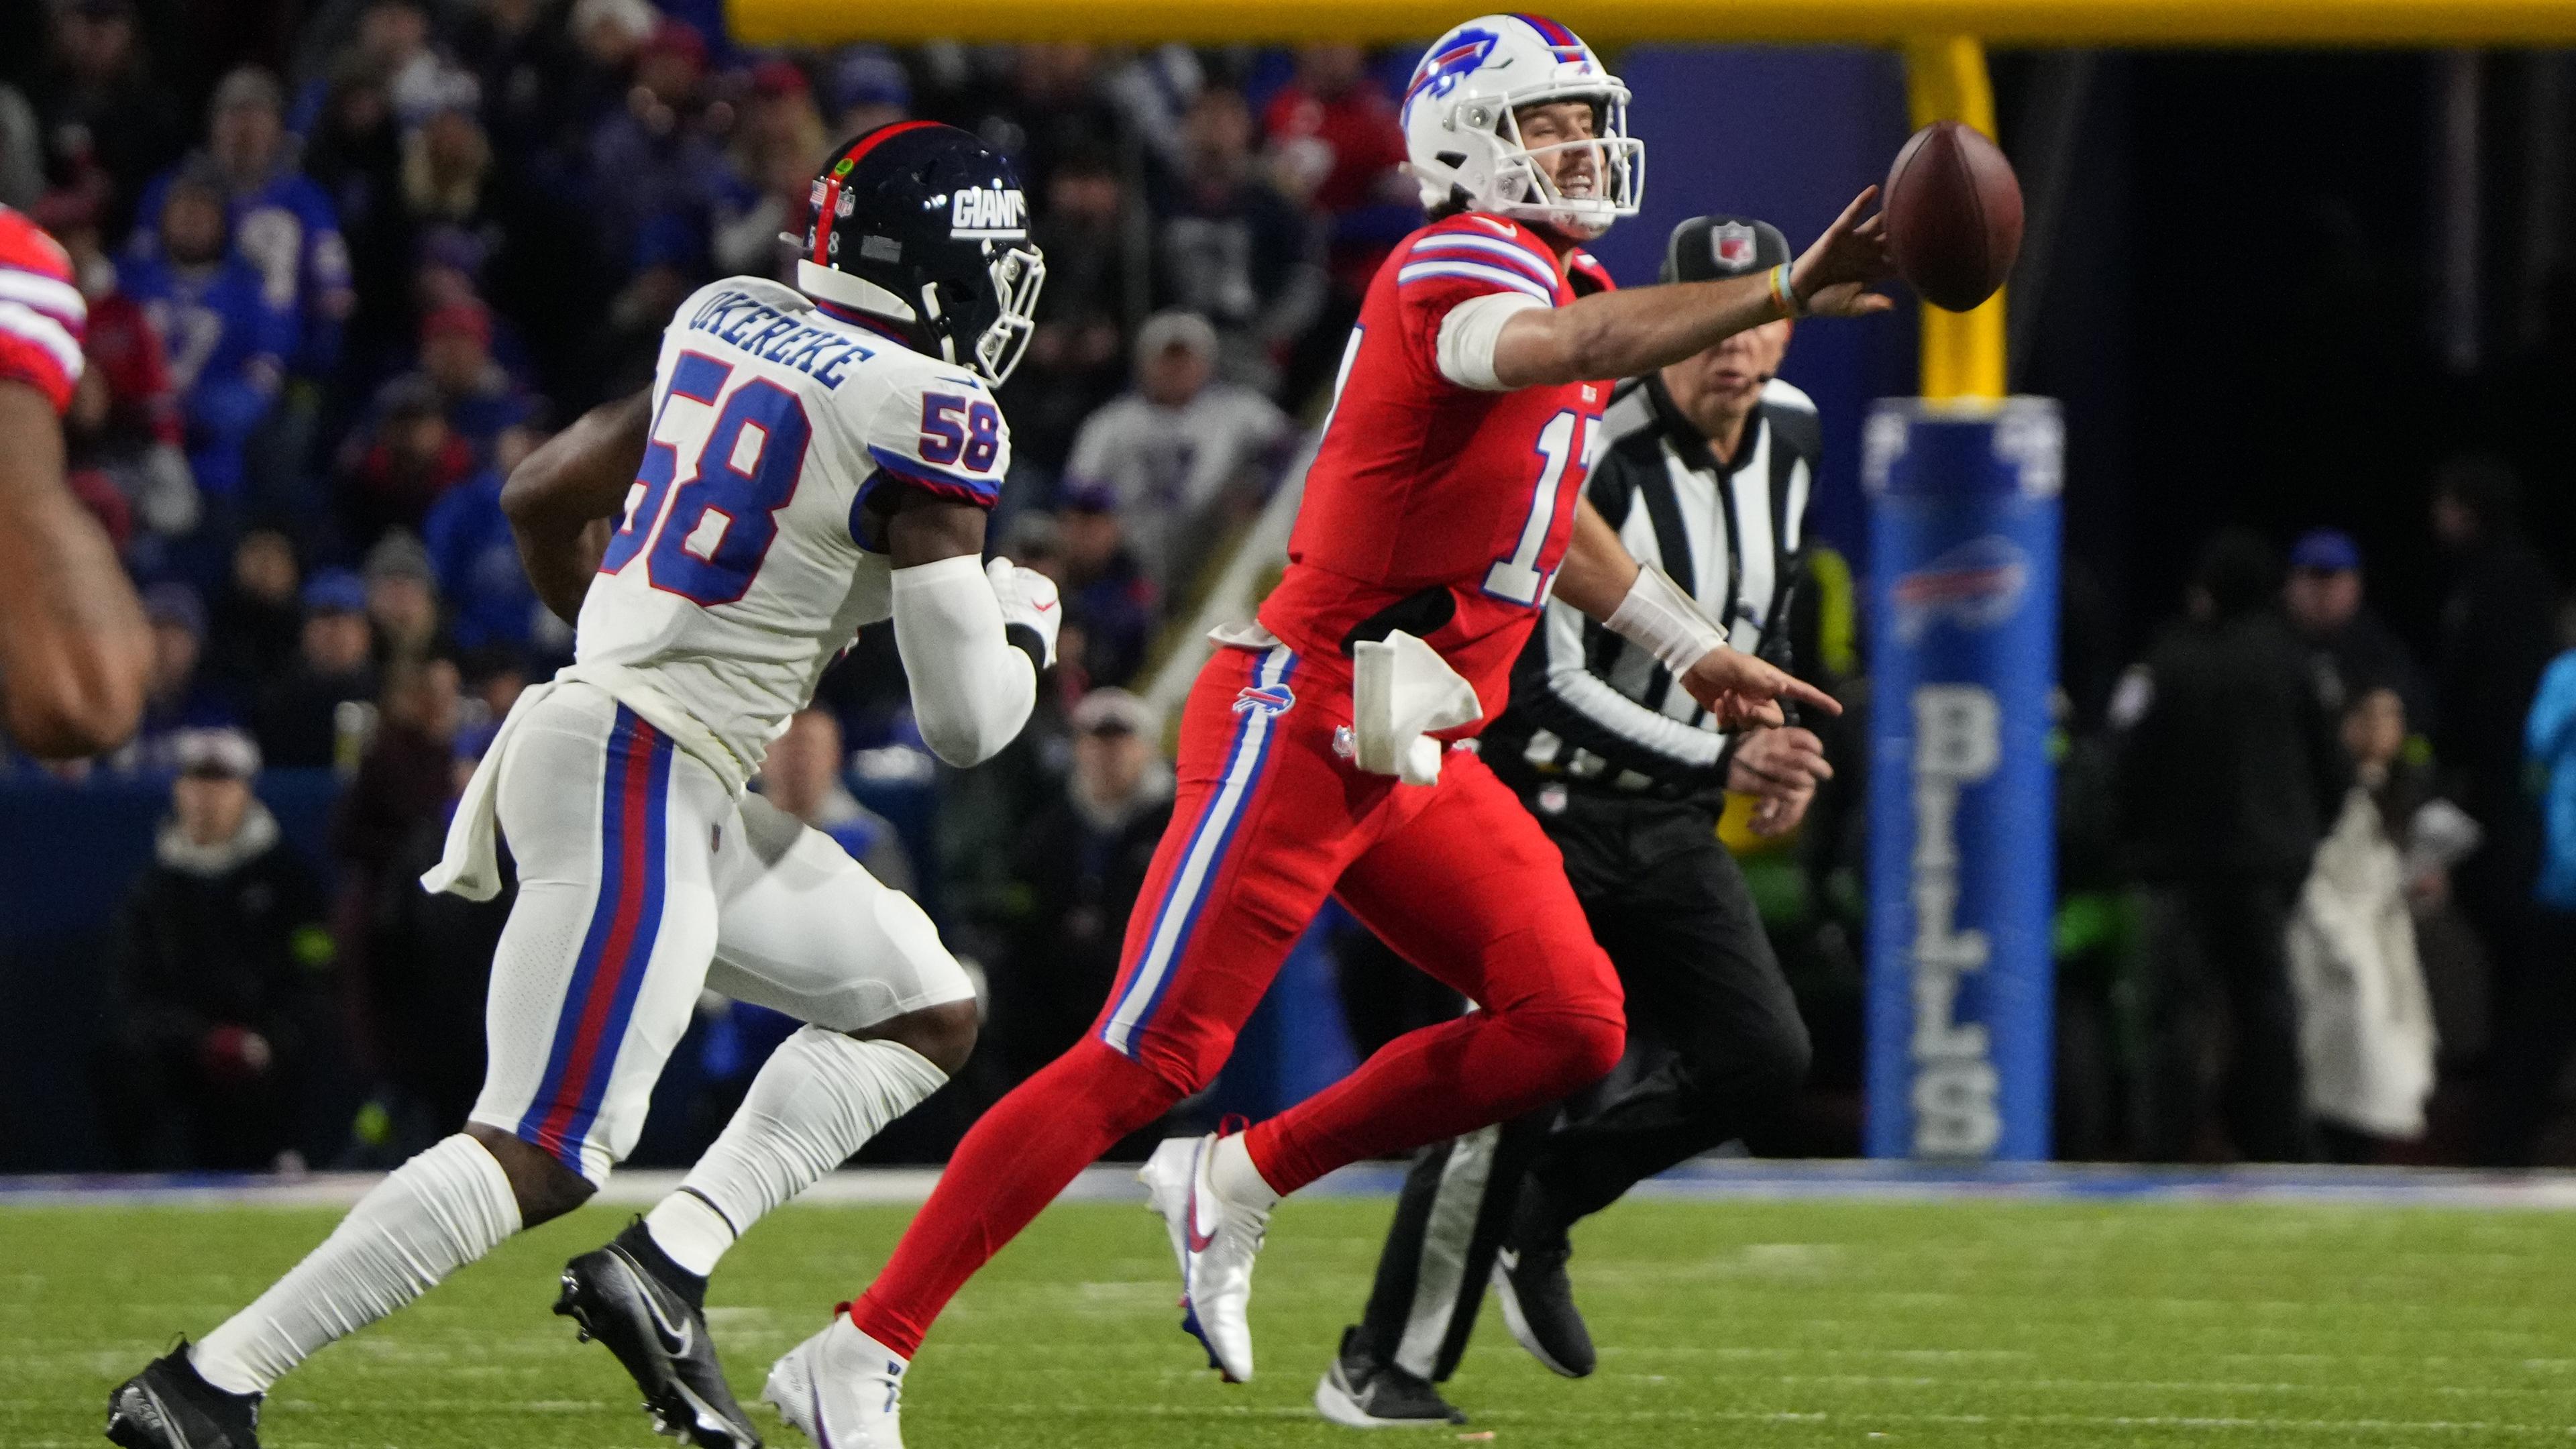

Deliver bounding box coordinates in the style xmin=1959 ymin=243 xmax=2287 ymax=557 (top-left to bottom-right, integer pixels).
xmin=1185 ymin=1142 xmax=1216 ymax=1254
xmin=810 ymin=1382 xmax=835 ymax=1449
xmin=632 ymin=1265 xmax=695 ymax=1357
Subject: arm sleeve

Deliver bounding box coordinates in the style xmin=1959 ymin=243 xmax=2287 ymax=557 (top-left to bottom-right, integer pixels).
xmin=892 ymin=552 xmax=1036 ymax=767
xmin=861 ymin=367 xmax=1012 ymax=508
xmin=1393 ymin=225 xmax=1561 ymax=382
xmin=1434 ymin=291 xmax=1548 ymax=390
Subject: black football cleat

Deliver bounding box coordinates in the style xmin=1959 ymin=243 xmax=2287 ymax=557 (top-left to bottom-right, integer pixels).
xmin=1312 ymin=1327 xmax=1467 ymax=1429
xmin=555 ymin=1219 xmax=761 ymax=1449
xmin=1491 ymin=1238 xmax=1596 ymax=1378
xmin=105 ymin=1342 xmax=262 ymax=1449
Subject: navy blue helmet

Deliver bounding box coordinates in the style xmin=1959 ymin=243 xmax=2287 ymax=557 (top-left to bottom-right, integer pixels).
xmin=795 ymin=121 xmax=1046 ymax=385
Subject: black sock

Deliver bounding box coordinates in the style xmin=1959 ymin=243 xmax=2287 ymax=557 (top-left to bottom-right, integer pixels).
xmin=615 ymin=1217 xmax=710 ymax=1311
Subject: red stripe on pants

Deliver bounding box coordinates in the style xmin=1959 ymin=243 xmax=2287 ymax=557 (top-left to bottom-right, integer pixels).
xmin=535 ymin=719 xmax=662 ymax=1154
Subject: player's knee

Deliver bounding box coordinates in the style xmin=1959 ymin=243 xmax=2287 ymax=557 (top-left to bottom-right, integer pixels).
xmin=1561 ymin=1008 xmax=1628 ymax=1087
xmin=1513 ymin=1001 xmax=1624 ymax=1098
xmin=464 ymin=1122 xmax=597 ymax=1226
xmin=853 ymin=998 xmax=979 ymax=1077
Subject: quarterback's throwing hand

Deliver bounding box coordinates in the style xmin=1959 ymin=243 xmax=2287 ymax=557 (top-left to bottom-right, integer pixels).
xmin=1678 ymin=647 xmax=1841 ymax=731
xmin=987 ymin=557 xmax=1061 ymax=668
xmin=1789 ymin=186 xmax=1896 ymax=319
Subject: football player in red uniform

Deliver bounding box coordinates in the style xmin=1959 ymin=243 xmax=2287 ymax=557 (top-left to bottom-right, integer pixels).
xmin=767 ymin=18 xmax=1891 ymax=1444
xmin=0 ymin=203 xmax=150 ymax=757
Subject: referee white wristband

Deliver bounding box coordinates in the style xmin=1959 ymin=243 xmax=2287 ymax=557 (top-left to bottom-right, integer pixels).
xmin=1605 ymin=564 xmax=1730 ymax=676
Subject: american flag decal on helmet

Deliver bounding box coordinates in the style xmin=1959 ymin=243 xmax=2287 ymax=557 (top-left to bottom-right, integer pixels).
xmin=809 ymin=120 xmax=941 ymax=269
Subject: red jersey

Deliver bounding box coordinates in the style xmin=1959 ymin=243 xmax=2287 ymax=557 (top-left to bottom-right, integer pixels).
xmin=0 ymin=205 xmax=85 ymax=414
xmin=1259 ymin=211 xmax=1616 ymax=726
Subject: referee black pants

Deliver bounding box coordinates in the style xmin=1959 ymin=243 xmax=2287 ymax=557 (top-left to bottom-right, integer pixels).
xmin=1338 ymin=788 xmax=1811 ymax=1382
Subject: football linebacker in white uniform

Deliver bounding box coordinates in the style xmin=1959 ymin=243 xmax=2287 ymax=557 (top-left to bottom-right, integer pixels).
xmin=108 ymin=123 xmax=1056 ymax=1449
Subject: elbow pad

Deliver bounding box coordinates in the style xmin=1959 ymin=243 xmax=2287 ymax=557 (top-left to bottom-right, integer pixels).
xmin=1436 ymin=292 xmax=1548 ymax=390
xmin=891 ymin=553 xmax=1036 ymax=767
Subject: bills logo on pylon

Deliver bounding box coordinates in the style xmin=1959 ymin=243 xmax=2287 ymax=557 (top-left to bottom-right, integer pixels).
xmin=1889 ymin=535 xmax=2029 ymax=643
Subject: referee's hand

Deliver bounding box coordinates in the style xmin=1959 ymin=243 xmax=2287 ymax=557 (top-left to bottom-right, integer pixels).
xmin=1678 ymin=647 xmax=1841 ymax=731
xmin=1729 ymin=726 xmax=1831 ymax=837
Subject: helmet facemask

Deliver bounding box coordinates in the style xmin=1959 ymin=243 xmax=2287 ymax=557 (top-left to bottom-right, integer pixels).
xmin=1482 ymin=89 xmax=1644 ymax=239
xmin=971 ymin=242 xmax=1045 ymax=386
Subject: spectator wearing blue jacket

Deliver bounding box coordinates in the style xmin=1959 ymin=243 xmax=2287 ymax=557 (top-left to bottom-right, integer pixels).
xmin=129 ymin=68 xmax=354 ymax=382
xmin=423 ymin=423 xmax=544 ymax=652
xmin=2495 ymin=597 xmax=2576 ymax=1163
xmin=121 ymin=170 xmax=298 ymax=504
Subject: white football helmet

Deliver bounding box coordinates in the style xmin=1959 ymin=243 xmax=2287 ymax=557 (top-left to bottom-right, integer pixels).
xmin=1400 ymin=13 xmax=1644 ymax=239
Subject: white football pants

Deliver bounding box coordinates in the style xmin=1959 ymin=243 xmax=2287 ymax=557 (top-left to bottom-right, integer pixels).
xmin=466 ymin=682 xmax=970 ymax=1183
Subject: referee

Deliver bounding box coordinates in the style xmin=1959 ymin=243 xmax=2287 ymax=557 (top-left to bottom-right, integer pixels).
xmin=1317 ymin=215 xmax=1834 ymax=1428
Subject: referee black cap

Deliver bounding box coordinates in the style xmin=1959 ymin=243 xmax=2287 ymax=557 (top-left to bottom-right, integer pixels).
xmin=1662 ymin=214 xmax=1792 ymax=284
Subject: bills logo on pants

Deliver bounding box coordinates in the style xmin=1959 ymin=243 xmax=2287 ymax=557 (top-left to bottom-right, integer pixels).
xmin=516 ymin=705 xmax=676 ymax=1172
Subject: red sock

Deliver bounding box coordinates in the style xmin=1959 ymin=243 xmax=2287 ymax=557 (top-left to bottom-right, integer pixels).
xmin=849 ymin=1038 xmax=1179 ymax=1356
xmin=1245 ymin=1000 xmax=1623 ymax=1194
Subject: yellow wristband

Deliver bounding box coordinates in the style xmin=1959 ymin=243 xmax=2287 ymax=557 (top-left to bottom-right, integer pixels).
xmin=1767 ymin=262 xmax=1804 ymax=319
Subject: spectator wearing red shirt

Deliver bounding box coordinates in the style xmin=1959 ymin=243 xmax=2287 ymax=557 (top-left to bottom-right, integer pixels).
xmin=1263 ymin=44 xmax=1419 ymax=405
xmin=36 ymin=190 xmax=197 ymax=543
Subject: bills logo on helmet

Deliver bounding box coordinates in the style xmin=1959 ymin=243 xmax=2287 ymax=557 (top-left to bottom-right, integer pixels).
xmin=1712 ymin=221 xmax=1757 ymax=270
xmin=949 ymin=186 xmax=1027 ymax=239
xmin=1233 ymin=682 xmax=1295 ymax=718
xmin=1403 ymin=27 xmax=1500 ymax=121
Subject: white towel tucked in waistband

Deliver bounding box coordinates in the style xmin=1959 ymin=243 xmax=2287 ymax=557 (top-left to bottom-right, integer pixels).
xmin=420 ymin=661 xmax=749 ymax=902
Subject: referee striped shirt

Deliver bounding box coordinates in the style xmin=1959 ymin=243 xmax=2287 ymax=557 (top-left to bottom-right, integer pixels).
xmin=1485 ymin=372 xmax=1821 ymax=799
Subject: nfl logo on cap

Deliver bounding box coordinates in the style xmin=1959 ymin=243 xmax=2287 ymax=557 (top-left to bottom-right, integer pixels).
xmin=1712 ymin=221 xmax=1758 ymax=270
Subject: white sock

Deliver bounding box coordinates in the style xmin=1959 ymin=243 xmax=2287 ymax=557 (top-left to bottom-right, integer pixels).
xmin=646 ymin=1027 xmax=947 ymax=1277
xmin=1210 ymin=1131 xmax=1283 ymax=1212
xmin=191 ymin=1134 xmax=521 ymax=1395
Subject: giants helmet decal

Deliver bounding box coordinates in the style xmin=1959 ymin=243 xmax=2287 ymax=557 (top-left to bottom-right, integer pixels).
xmin=1401 ymin=13 xmax=1644 ymax=239
xmin=792 ymin=121 xmax=1046 ymax=385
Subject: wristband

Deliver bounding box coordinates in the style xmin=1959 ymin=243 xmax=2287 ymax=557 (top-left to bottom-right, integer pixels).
xmin=1605 ymin=565 xmax=1729 ymax=676
xmin=1767 ymin=263 xmax=1805 ymax=319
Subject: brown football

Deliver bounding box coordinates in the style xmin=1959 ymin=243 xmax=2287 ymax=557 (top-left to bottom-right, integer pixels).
xmin=1882 ymin=120 xmax=2024 ymax=312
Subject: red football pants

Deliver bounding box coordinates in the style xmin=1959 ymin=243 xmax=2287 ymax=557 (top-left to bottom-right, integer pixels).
xmin=850 ymin=643 xmax=1623 ymax=1356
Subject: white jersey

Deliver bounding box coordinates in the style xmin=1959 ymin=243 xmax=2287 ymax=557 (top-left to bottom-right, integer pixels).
xmin=575 ymin=276 xmax=1013 ymax=775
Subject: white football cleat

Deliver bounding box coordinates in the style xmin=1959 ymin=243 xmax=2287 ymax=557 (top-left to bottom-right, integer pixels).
xmin=1139 ymin=1132 xmax=1271 ymax=1383
xmin=761 ymin=1311 xmax=908 ymax=1449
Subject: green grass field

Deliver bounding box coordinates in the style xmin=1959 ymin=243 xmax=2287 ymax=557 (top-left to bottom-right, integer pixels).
xmin=8 ymin=1194 xmax=2576 ymax=1447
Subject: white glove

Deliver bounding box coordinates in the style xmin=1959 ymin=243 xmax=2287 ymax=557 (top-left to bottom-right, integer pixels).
xmin=986 ymin=556 xmax=1061 ymax=668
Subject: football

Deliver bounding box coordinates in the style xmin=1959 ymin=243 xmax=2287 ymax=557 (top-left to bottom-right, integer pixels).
xmin=1883 ymin=119 xmax=2025 ymax=312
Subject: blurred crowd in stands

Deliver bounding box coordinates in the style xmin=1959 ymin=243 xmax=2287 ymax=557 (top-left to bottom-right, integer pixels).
xmin=8 ymin=1 xmax=2576 ymax=1179
xmin=0 ymin=0 xmax=1399 ymax=1172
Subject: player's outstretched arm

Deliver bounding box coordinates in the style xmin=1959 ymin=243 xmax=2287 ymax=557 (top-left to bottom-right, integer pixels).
xmin=1554 ymin=497 xmax=1839 ymax=731
xmin=502 ymin=389 xmax=652 ymax=626
xmin=0 ymin=382 xmax=150 ymax=757
xmin=884 ymin=490 xmax=1056 ymax=769
xmin=1491 ymin=188 xmax=1894 ymax=390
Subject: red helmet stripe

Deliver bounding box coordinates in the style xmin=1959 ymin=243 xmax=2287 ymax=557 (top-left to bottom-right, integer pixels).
xmin=810 ymin=121 xmax=945 ymax=270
